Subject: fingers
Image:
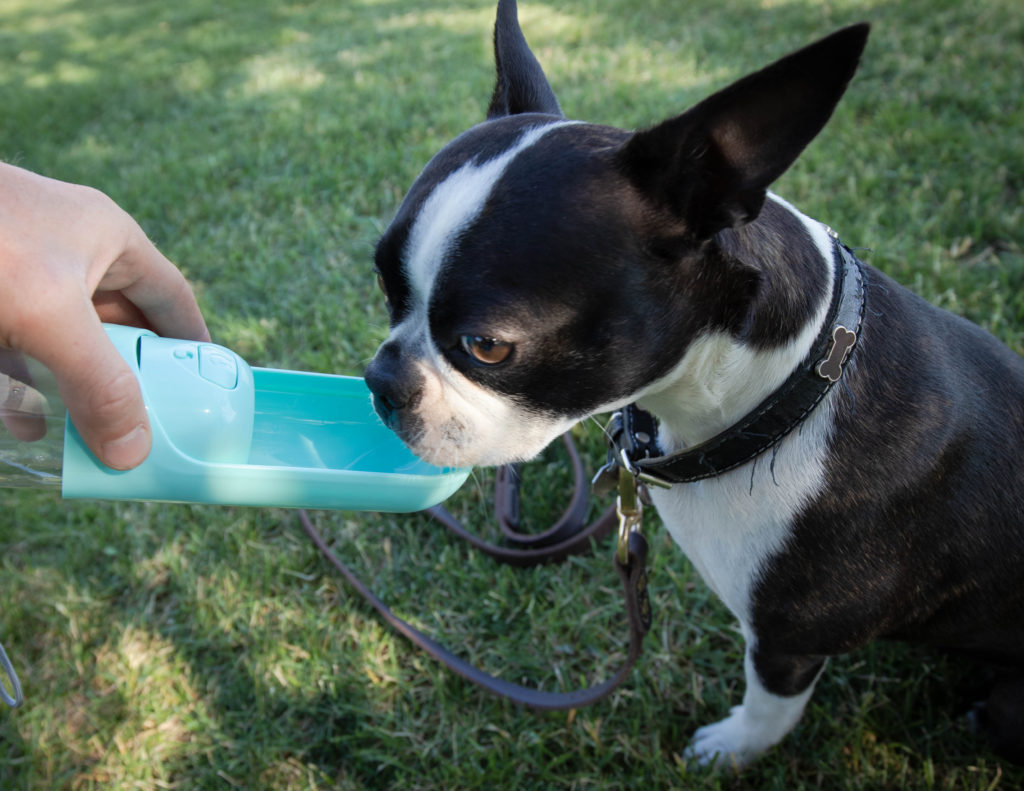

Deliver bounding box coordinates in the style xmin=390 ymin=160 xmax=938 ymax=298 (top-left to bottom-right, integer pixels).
xmin=26 ymin=304 xmax=152 ymax=471
xmin=0 ymin=164 xmax=209 ymax=471
xmin=70 ymin=200 xmax=208 ymax=470
xmin=98 ymin=225 xmax=211 ymax=345
xmin=92 ymin=291 xmax=153 ymax=331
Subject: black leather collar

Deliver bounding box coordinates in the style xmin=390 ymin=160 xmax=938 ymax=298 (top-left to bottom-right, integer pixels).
xmin=610 ymin=235 xmax=866 ymax=487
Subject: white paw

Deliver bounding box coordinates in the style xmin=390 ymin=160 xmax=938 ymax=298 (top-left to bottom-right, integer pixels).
xmin=684 ymin=705 xmax=775 ymax=770
xmin=684 ymin=650 xmax=820 ymax=770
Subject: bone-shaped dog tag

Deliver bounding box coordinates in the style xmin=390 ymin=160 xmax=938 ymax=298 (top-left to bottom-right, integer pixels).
xmin=817 ymin=325 xmax=857 ymax=382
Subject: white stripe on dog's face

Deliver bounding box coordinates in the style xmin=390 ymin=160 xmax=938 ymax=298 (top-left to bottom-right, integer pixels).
xmin=381 ymin=121 xmax=583 ymax=468
xmin=403 ymin=122 xmax=564 ymax=317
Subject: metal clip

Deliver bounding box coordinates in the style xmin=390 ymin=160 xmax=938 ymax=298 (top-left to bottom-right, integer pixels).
xmin=615 ymin=463 xmax=644 ymax=566
xmin=0 ymin=638 xmax=24 ymax=709
xmin=816 ymin=325 xmax=857 ymax=383
xmin=635 ymin=470 xmax=673 ymax=490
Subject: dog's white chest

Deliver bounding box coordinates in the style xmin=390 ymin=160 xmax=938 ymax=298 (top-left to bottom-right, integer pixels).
xmin=649 ymin=393 xmax=837 ymax=623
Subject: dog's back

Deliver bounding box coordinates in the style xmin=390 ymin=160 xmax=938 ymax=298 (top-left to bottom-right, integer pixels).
xmin=758 ymin=263 xmax=1024 ymax=662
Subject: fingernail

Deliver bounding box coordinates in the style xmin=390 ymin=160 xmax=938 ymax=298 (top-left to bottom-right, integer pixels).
xmin=101 ymin=424 xmax=151 ymax=470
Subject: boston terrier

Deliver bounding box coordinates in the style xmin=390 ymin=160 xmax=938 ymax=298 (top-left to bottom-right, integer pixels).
xmin=364 ymin=0 xmax=1024 ymax=768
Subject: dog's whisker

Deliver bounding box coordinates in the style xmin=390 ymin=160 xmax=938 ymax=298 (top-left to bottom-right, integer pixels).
xmin=355 ymin=0 xmax=1024 ymax=765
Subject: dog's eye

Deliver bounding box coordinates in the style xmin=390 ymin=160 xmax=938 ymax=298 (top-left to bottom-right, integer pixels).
xmin=375 ymin=273 xmax=389 ymax=302
xmin=460 ymin=335 xmax=513 ymax=366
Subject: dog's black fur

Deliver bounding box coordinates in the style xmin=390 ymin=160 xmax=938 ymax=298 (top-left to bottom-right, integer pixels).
xmin=366 ymin=0 xmax=1024 ymax=765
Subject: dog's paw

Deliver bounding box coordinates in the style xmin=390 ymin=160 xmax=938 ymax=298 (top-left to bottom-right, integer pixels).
xmin=684 ymin=706 xmax=774 ymax=770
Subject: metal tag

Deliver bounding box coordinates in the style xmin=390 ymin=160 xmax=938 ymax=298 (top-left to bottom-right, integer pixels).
xmin=817 ymin=325 xmax=857 ymax=382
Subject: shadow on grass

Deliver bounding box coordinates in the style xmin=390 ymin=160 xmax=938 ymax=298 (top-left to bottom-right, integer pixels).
xmin=1 ymin=0 xmax=1023 ymax=786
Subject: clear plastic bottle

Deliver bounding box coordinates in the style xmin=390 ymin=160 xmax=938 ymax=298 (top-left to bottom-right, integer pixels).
xmin=0 ymin=350 xmax=65 ymax=490
xmin=1 ymin=348 xmax=51 ymax=708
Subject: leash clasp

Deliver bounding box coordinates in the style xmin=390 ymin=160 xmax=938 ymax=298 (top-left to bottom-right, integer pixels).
xmin=592 ymin=412 xmax=652 ymax=565
xmin=593 ymin=410 xmax=661 ymax=564
xmin=615 ymin=457 xmax=644 ymax=566
xmin=613 ymin=459 xmax=653 ymax=636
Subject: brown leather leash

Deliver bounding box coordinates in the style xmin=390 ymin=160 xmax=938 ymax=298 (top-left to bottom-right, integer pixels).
xmin=298 ymin=433 xmax=654 ymax=710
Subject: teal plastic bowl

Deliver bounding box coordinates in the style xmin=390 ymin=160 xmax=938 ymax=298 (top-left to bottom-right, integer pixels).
xmin=61 ymin=325 xmax=469 ymax=512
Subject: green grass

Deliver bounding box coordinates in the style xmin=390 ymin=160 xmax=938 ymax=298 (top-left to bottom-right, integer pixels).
xmin=1 ymin=0 xmax=1023 ymax=788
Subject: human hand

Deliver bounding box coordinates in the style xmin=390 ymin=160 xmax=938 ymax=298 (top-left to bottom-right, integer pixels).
xmin=0 ymin=162 xmax=210 ymax=469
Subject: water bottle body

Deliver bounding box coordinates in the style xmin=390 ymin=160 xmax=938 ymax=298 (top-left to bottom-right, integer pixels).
xmin=0 ymin=324 xmax=470 ymax=511
xmin=0 ymin=351 xmax=64 ymax=489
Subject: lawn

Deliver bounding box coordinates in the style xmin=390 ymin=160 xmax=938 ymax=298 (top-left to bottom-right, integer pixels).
xmin=1 ymin=0 xmax=1023 ymax=788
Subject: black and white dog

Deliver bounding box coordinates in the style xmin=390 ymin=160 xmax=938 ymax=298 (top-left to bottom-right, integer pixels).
xmin=365 ymin=0 xmax=1024 ymax=767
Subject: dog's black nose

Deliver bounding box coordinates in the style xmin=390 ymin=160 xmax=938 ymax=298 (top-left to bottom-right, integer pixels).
xmin=370 ymin=391 xmax=402 ymax=430
xmin=364 ymin=363 xmax=399 ymax=428
xmin=364 ymin=343 xmax=423 ymax=431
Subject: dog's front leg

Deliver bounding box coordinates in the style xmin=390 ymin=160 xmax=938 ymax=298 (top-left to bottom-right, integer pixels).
xmin=687 ymin=642 xmax=826 ymax=769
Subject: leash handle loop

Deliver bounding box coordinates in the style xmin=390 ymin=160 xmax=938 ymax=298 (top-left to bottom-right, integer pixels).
xmin=429 ymin=433 xmax=617 ymax=567
xmin=299 ymin=506 xmax=650 ymax=710
xmin=299 ymin=431 xmax=651 ymax=710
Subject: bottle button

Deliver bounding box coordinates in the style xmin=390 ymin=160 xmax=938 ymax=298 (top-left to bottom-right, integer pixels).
xmin=198 ymin=346 xmax=238 ymax=389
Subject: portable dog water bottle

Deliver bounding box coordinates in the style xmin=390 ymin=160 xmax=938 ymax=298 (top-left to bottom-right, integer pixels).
xmin=0 ymin=324 xmax=469 ymax=511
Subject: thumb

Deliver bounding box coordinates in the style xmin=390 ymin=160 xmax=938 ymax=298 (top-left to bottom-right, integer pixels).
xmin=37 ymin=320 xmax=152 ymax=471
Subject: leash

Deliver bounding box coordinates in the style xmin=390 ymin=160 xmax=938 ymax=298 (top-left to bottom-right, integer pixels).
xmin=1 ymin=433 xmax=647 ymax=713
xmin=299 ymin=433 xmax=654 ymax=710
xmin=426 ymin=434 xmax=617 ymax=566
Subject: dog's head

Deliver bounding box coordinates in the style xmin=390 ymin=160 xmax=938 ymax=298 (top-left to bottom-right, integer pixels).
xmin=365 ymin=0 xmax=868 ymax=468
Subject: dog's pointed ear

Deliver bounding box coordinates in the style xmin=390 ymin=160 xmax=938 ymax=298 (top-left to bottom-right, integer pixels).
xmin=487 ymin=0 xmax=563 ymax=119
xmin=618 ymin=23 xmax=870 ymax=241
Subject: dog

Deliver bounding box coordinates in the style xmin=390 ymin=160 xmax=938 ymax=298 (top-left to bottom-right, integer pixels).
xmin=364 ymin=0 xmax=1024 ymax=767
